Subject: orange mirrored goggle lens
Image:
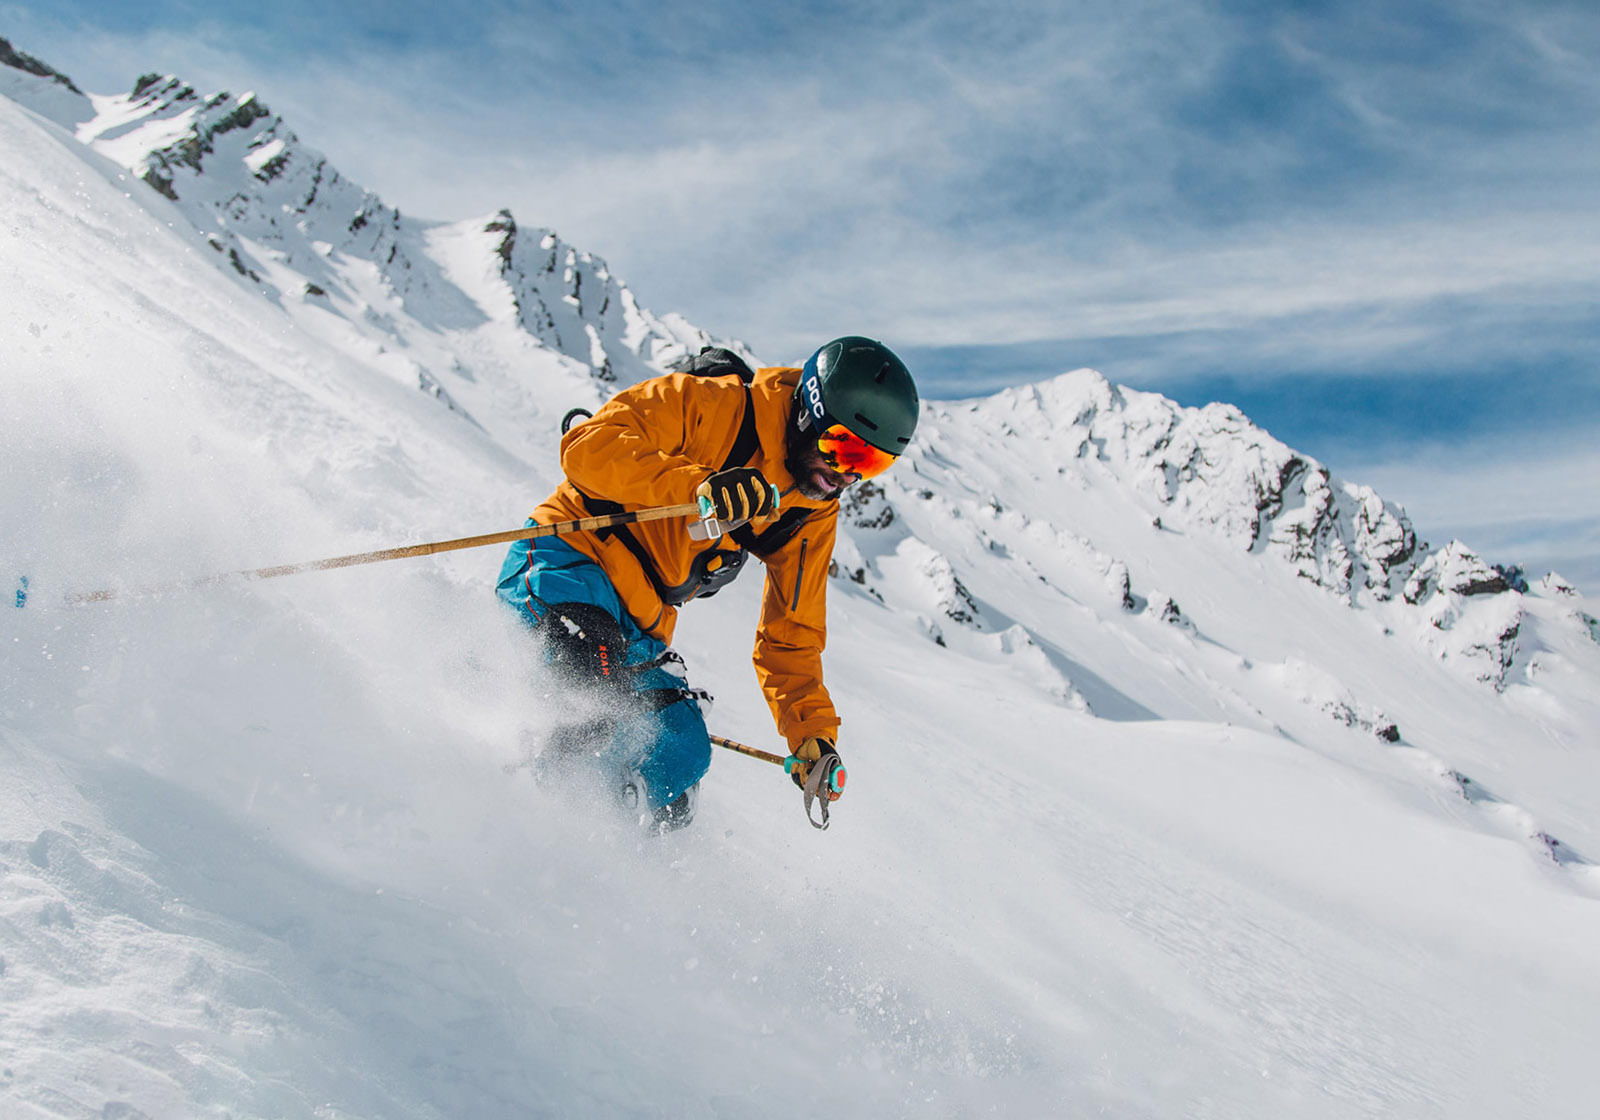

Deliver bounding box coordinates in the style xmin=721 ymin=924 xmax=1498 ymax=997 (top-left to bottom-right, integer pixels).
xmin=816 ymin=423 xmax=898 ymax=480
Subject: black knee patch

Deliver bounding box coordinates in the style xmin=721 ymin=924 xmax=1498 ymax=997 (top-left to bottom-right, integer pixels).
xmin=538 ymin=599 xmax=631 ymax=690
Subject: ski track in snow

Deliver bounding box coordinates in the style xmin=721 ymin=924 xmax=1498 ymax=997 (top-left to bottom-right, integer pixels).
xmin=4 ymin=71 xmax=1600 ymax=1120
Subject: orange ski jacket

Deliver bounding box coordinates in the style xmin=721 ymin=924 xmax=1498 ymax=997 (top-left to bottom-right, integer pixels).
xmin=533 ymin=366 xmax=840 ymax=749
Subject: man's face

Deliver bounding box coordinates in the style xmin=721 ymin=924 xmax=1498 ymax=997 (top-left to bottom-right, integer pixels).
xmin=786 ymin=433 xmax=859 ymax=501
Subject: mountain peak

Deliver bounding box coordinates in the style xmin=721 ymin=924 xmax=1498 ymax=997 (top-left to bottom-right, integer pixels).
xmin=0 ymin=34 xmax=81 ymax=93
xmin=0 ymin=35 xmax=92 ymax=128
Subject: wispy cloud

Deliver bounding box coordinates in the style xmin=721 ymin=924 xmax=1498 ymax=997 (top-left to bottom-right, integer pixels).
xmin=13 ymin=2 xmax=1598 ymax=362
xmin=7 ymin=0 xmax=1598 ymax=587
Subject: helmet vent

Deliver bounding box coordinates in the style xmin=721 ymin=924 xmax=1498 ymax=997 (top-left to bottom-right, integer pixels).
xmin=854 ymin=412 xmax=880 ymax=431
xmin=875 ymin=363 xmax=891 ymax=384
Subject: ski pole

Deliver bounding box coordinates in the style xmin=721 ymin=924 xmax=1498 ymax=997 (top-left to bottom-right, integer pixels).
xmin=710 ymin=734 xmax=788 ymax=767
xmin=56 ymin=484 xmax=783 ymax=606
xmin=60 ymin=501 xmax=708 ymax=606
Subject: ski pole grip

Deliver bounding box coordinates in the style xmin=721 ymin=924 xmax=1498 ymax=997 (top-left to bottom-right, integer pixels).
xmin=696 ymin=484 xmax=781 ymax=522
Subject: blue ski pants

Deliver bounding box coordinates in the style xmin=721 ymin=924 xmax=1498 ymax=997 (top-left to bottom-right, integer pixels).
xmin=496 ymin=529 xmax=711 ymax=810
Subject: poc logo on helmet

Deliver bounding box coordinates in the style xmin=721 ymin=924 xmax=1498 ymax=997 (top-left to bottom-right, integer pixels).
xmin=805 ymin=374 xmax=826 ymax=421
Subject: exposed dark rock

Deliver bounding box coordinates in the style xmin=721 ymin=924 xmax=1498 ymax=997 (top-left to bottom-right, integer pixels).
xmin=141 ymin=168 xmax=178 ymax=201
xmin=486 ymin=209 xmax=517 ymax=266
xmin=1582 ymin=613 xmax=1600 ymax=646
xmin=840 ymin=480 xmax=894 ymax=530
xmin=1492 ymin=564 xmax=1529 ymax=594
xmin=0 ymin=36 xmax=83 ymax=93
xmin=1111 ymin=564 xmax=1135 ymax=611
xmin=216 ymin=95 xmax=272 ymax=136
xmin=300 ymin=161 xmax=326 ymax=211
xmin=1540 ymin=573 xmax=1579 ymax=598
xmin=226 ymin=248 xmax=260 ymax=281
xmin=946 ymin=579 xmax=978 ymax=624
xmin=1252 ymin=455 xmax=1309 ymax=548
xmin=1457 ymin=571 xmax=1511 ymax=597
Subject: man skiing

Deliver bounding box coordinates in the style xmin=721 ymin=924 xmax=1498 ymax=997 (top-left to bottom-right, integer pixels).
xmin=496 ymin=336 xmax=920 ymax=830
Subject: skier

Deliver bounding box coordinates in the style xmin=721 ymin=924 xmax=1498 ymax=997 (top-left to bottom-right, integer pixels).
xmin=496 ymin=337 xmax=920 ymax=830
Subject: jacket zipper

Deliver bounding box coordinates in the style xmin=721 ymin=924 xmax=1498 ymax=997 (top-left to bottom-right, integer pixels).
xmin=791 ymin=539 xmax=809 ymax=612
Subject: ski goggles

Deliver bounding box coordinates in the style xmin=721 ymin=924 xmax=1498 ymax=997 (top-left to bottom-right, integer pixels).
xmin=798 ymin=352 xmax=901 ymax=480
xmin=815 ymin=422 xmax=899 ymax=480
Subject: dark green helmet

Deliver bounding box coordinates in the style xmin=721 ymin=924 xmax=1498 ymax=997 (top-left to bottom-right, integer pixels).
xmin=795 ymin=336 xmax=920 ymax=454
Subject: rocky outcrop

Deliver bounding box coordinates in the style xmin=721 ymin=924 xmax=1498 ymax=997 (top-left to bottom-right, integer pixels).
xmin=976 ymin=370 xmax=1438 ymax=599
xmin=921 ymin=550 xmax=980 ymax=627
xmin=1399 ymin=542 xmax=1524 ymax=689
xmin=119 ymin=79 xmax=271 ymax=191
xmin=840 ymin=480 xmax=895 ymax=531
xmin=483 ymin=209 xmax=676 ymax=384
xmin=1 ymin=36 xmax=82 ymax=92
xmin=1405 ymin=541 xmax=1511 ymax=603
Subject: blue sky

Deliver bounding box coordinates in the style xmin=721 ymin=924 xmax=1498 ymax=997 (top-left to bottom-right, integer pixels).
xmin=4 ymin=0 xmax=1598 ymax=587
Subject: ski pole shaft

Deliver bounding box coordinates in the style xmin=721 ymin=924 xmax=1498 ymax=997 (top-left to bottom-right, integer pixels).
xmin=63 ymin=502 xmax=706 ymax=605
xmin=710 ymin=734 xmax=787 ymax=767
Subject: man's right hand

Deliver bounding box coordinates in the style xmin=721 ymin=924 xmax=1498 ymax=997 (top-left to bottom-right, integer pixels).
xmin=785 ymin=736 xmax=845 ymax=801
xmin=698 ymin=468 xmax=775 ymax=522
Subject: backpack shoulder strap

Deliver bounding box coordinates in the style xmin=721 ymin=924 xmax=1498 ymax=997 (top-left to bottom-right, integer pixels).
xmin=719 ymin=382 xmax=759 ymax=472
xmin=676 ymin=346 xmax=758 ymax=471
xmin=732 ymin=505 xmax=812 ymax=556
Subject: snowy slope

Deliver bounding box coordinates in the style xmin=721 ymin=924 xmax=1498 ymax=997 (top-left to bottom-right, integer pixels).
xmin=5 ymin=51 xmax=1600 ymax=1120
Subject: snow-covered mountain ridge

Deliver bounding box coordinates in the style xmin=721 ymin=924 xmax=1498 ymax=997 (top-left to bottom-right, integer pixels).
xmin=906 ymin=370 xmax=1562 ymax=693
xmin=4 ymin=49 xmax=743 ymax=462
xmin=5 ymin=42 xmax=1600 ymax=1120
